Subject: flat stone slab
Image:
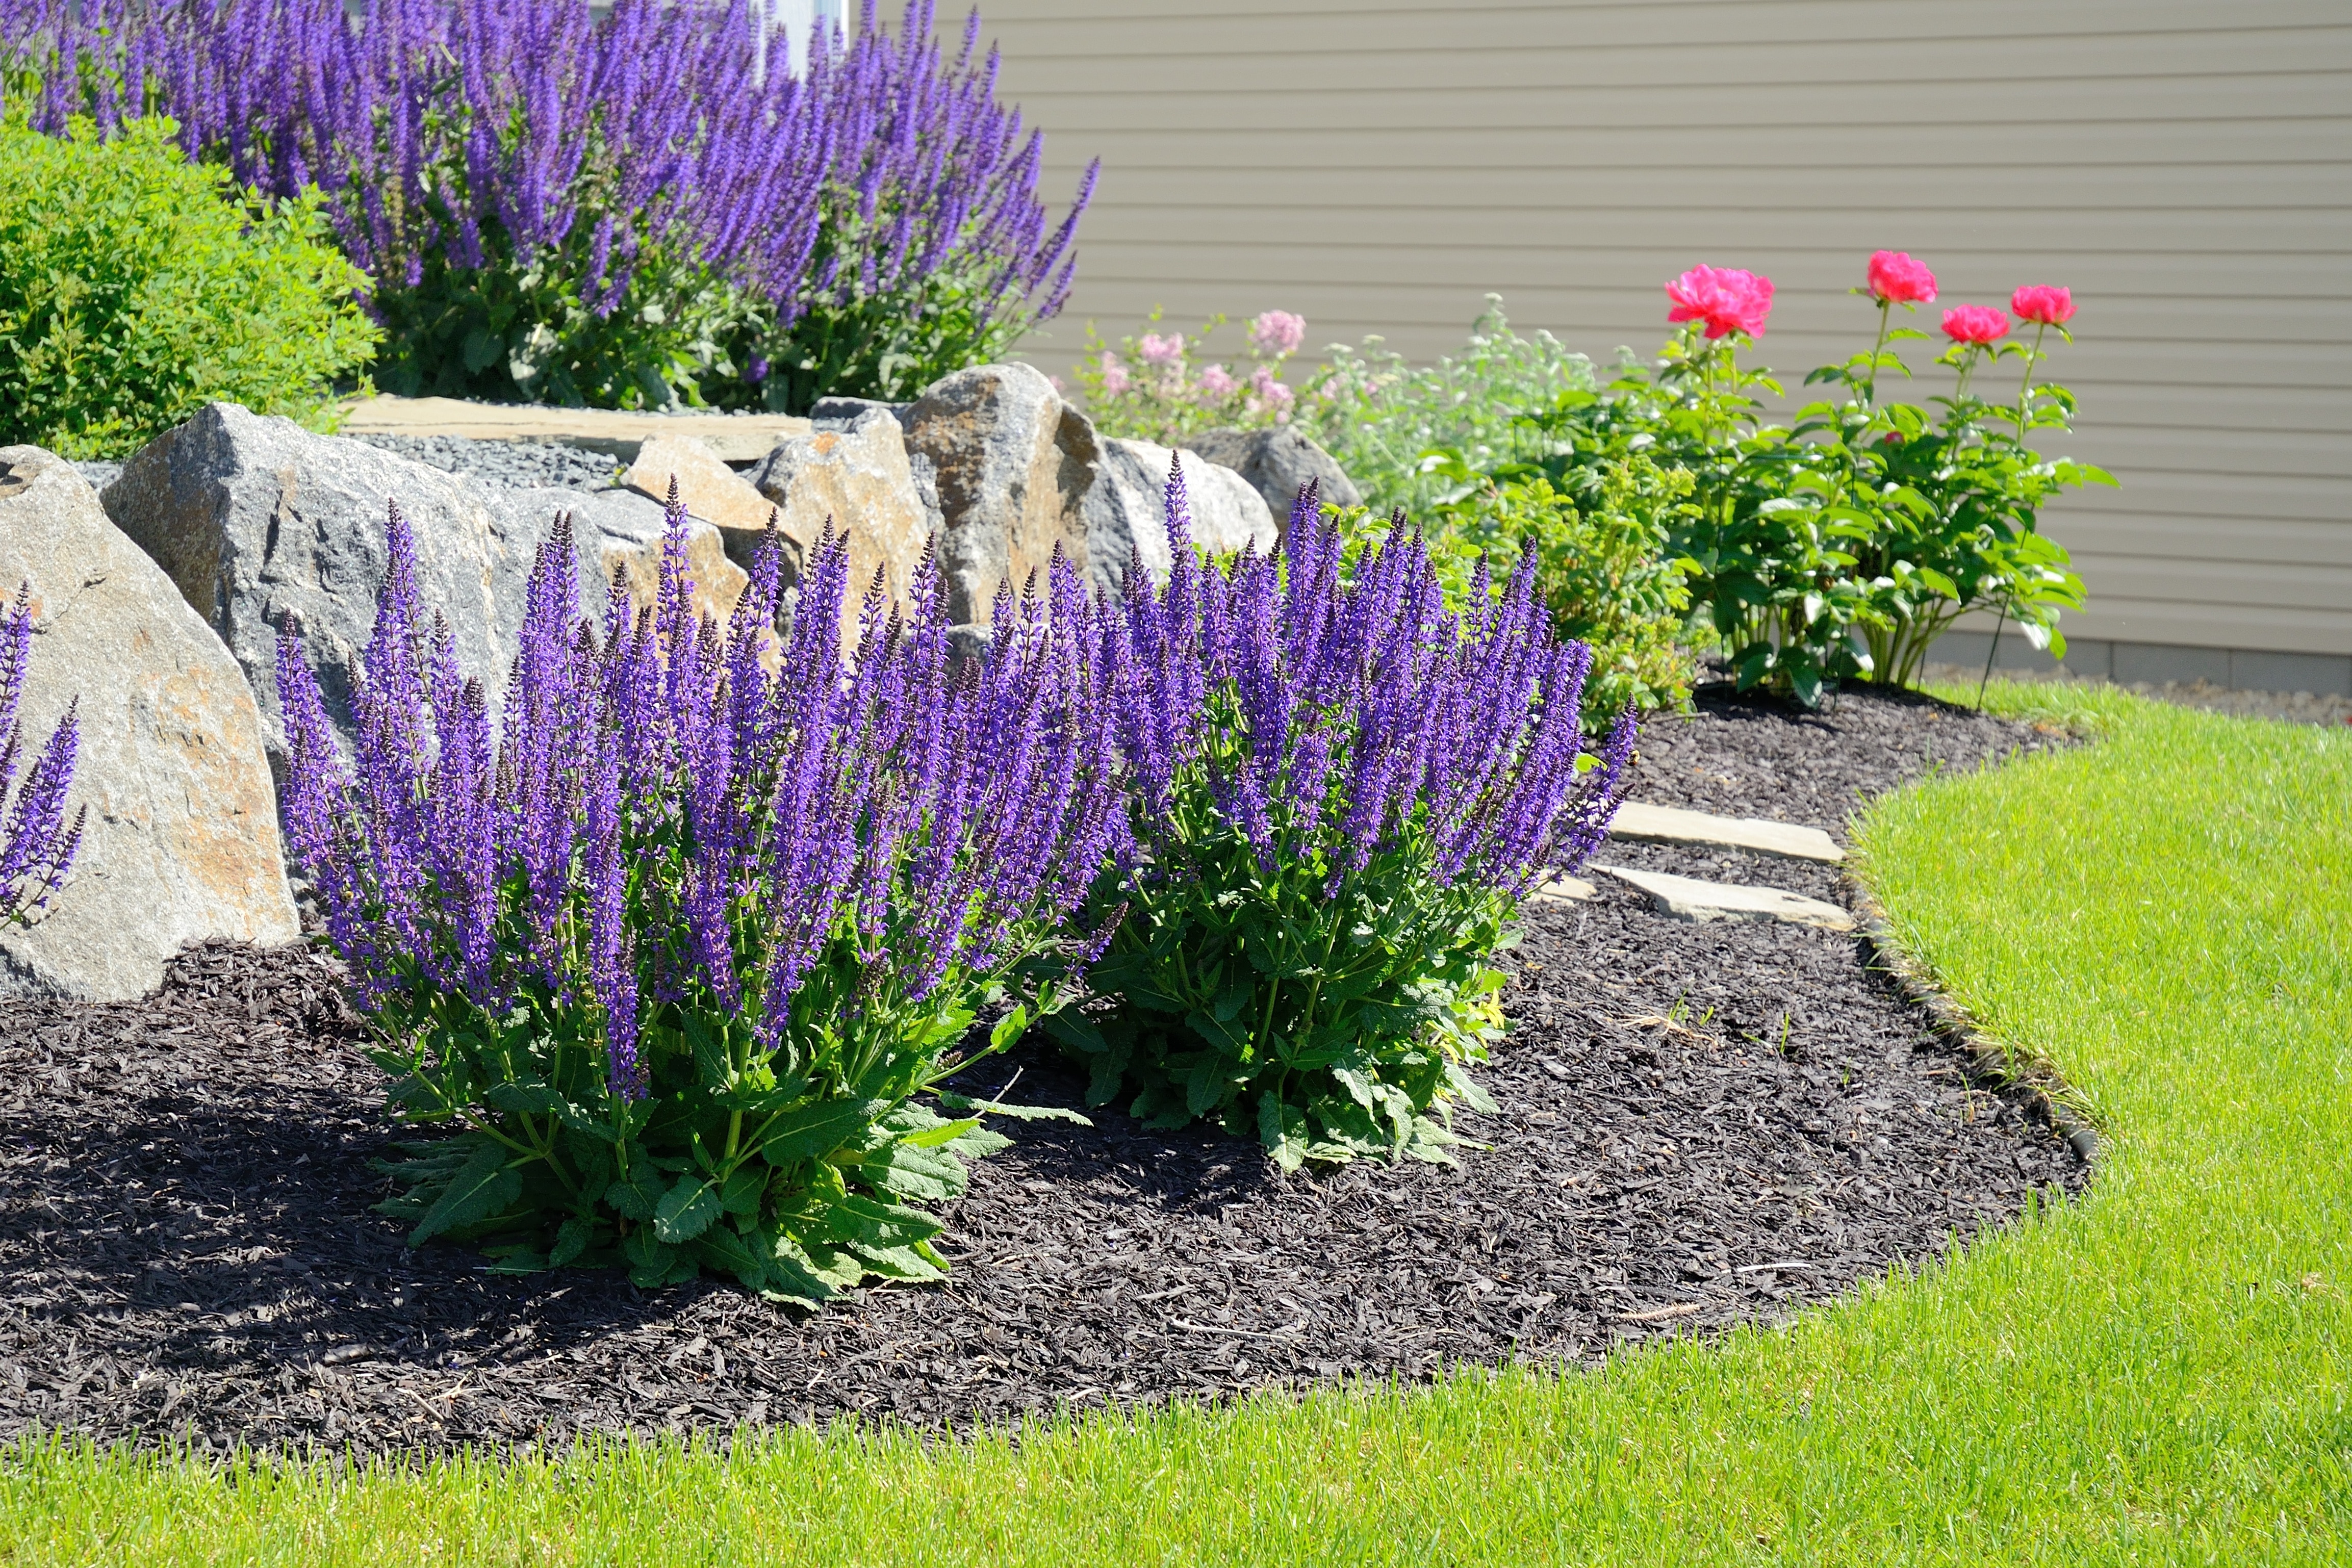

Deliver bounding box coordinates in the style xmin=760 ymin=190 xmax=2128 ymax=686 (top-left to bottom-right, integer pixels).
xmin=1594 ymin=865 xmax=1856 ymax=932
xmin=1529 ymin=875 xmax=1598 ymax=905
xmin=338 ymin=396 xmax=811 ymax=464
xmin=1607 ymin=801 xmax=1844 ymax=863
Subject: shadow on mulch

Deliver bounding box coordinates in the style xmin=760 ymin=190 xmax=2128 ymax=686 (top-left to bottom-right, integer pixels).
xmin=0 ymin=688 xmax=2086 ymax=1456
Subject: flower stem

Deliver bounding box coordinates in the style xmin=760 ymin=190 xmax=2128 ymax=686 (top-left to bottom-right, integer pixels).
xmin=1864 ymin=297 xmax=1891 ymax=404
xmin=2015 ymin=322 xmax=2049 ymax=440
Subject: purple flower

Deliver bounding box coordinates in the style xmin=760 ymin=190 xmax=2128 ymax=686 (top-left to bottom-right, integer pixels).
xmin=0 ymin=581 xmax=85 ymax=925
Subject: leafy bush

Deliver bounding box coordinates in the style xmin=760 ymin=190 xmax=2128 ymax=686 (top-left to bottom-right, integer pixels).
xmin=273 ymin=503 xmax=1123 ymax=1296
xmin=1053 ymin=476 xmax=1637 ymax=1171
xmin=1071 ymin=307 xmax=1308 ymax=443
xmin=0 ymin=114 xmax=376 ymax=456
xmin=1289 ymin=296 xmax=1598 ymax=513
xmin=0 ymin=581 xmax=83 ymax=924
xmin=1407 ymin=458 xmax=1699 ymax=723
xmin=1432 ymin=260 xmax=2104 ymax=705
xmin=4 ymin=0 xmax=1094 ymax=412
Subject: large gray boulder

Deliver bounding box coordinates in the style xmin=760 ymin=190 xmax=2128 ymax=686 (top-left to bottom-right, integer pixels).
xmin=1085 ymin=438 xmax=1277 ymax=594
xmin=0 ymin=447 xmax=298 ymax=1001
xmin=900 ymin=364 xmax=1095 ymax=624
xmin=100 ymin=403 xmax=739 ymax=757
xmin=1182 ymin=426 xmax=1362 ymax=533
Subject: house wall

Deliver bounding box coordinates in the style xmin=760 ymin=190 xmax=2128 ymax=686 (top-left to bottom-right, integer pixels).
xmin=976 ymin=0 xmax=2352 ymax=692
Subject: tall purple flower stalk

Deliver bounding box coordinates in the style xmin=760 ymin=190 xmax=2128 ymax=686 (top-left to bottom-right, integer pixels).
xmin=272 ymin=493 xmax=1122 ymax=1295
xmin=0 ymin=0 xmax=1094 ymax=336
xmin=0 ymin=582 xmax=85 ymax=926
xmin=275 ymin=492 xmax=1121 ymax=1101
xmin=1070 ymin=476 xmax=1637 ymax=1168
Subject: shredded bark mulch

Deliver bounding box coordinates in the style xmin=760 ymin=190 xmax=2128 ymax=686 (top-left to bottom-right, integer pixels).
xmin=0 ymin=688 xmax=2084 ymax=1455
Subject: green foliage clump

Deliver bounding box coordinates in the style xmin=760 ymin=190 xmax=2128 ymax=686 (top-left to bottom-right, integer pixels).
xmin=1291 ymin=295 xmax=1599 ymax=514
xmin=0 ymin=116 xmax=377 ymax=458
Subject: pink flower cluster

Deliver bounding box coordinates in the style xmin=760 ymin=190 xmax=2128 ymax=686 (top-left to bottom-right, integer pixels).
xmin=1197 ymin=364 xmax=1238 ymax=398
xmin=1664 ymin=265 xmax=1775 ymax=339
xmin=1248 ymin=310 xmax=1307 ymax=357
xmin=1098 ymin=351 xmax=1131 ymax=396
xmin=1137 ymin=332 xmax=1185 ymax=367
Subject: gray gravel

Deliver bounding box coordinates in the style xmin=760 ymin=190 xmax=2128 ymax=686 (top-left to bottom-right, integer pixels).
xmin=351 ymin=433 xmax=624 ymax=492
xmin=69 ymin=460 xmax=122 ymax=493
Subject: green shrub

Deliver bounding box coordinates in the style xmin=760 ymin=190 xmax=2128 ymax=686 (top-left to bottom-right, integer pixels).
xmin=1291 ymin=295 xmax=1598 ymax=513
xmin=0 ymin=116 xmax=377 ymax=459
xmin=1403 ymin=457 xmax=1699 ymax=724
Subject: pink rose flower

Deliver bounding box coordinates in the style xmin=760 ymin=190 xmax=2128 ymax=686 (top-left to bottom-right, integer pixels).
xmin=1665 ymin=265 xmax=1774 ymax=339
xmin=2010 ymin=286 xmax=2075 ymax=326
xmin=1138 ymin=332 xmax=1184 ymax=367
xmin=1248 ymin=310 xmax=1306 ymax=357
xmin=1940 ymin=305 xmax=2010 ymax=346
xmin=1866 ymin=250 xmax=1937 ymax=305
xmin=1098 ymin=352 xmax=1130 ymax=396
xmin=1197 ymin=363 xmax=1238 ymax=398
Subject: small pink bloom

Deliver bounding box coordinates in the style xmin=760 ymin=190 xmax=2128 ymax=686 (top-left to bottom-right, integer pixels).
xmin=1665 ymin=265 xmax=1774 ymax=339
xmin=2010 ymin=285 xmax=2075 ymax=326
xmin=1249 ymin=364 xmax=1293 ymax=405
xmin=1197 ymin=363 xmax=1239 ymax=398
xmin=1248 ymin=310 xmax=1306 ymax=357
xmin=1940 ymin=305 xmax=2010 ymax=346
xmin=1137 ymin=332 xmax=1184 ymax=367
xmin=1866 ymin=250 xmax=1937 ymax=305
xmin=1049 ymin=375 xmax=1066 ymax=394
xmin=1098 ymin=352 xmax=1130 ymax=396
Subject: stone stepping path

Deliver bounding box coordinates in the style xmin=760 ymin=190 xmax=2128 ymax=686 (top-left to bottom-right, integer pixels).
xmin=338 ymin=395 xmax=810 ymax=463
xmin=1593 ymin=865 xmax=1856 ymax=932
xmin=1605 ymin=800 xmax=1844 ymax=863
xmin=1529 ymin=875 xmax=1598 ymax=906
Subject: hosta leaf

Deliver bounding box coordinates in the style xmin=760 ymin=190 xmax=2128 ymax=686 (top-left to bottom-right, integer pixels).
xmin=654 ymin=1173 xmax=722 ymax=1243
xmin=408 ymin=1137 xmax=523 ymax=1246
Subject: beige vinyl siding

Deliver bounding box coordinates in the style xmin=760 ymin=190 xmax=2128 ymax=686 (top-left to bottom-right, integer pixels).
xmin=980 ymin=0 xmax=2352 ymax=660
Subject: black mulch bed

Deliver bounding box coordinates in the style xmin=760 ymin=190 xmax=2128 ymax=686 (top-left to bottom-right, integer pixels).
xmin=0 ymin=688 xmax=2084 ymax=1455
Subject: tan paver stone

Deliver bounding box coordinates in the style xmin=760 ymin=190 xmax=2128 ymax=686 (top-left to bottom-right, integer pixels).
xmin=338 ymin=395 xmax=810 ymax=463
xmin=1606 ymin=800 xmax=1844 ymax=863
xmin=1593 ymin=865 xmax=1856 ymax=932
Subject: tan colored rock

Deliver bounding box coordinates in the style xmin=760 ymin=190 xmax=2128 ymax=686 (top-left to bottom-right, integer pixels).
xmin=1529 ymin=875 xmax=1598 ymax=905
xmin=0 ymin=448 xmax=298 ymax=1001
xmin=500 ymin=486 xmax=748 ymax=632
xmin=622 ymin=432 xmax=779 ymax=539
xmin=1605 ymin=801 xmax=1845 ymax=863
xmin=1594 ymin=865 xmax=1856 ymax=932
xmin=900 ymin=364 xmax=1094 ymax=625
xmin=745 ymin=409 xmax=938 ymax=640
xmin=338 ymin=394 xmax=811 ymax=463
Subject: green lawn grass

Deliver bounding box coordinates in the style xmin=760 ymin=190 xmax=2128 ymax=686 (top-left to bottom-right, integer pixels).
xmin=6 ymin=683 xmax=2347 ymax=1566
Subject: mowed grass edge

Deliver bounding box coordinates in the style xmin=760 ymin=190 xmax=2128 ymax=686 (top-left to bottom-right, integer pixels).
xmin=4 ymin=683 xmax=2347 ymax=1566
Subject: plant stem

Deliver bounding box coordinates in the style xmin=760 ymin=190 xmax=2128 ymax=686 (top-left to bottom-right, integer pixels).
xmin=2015 ymin=322 xmax=2049 ymax=439
xmin=1864 ymin=297 xmax=1891 ymax=404
xmin=1978 ymin=602 xmax=2008 ymax=710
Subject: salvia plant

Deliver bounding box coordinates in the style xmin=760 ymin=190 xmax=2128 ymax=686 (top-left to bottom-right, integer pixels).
xmin=274 ymin=497 xmax=1124 ymax=1295
xmin=0 ymin=0 xmax=1094 ymax=412
xmin=0 ymin=581 xmax=83 ymax=926
xmin=1051 ymin=474 xmax=1637 ymax=1171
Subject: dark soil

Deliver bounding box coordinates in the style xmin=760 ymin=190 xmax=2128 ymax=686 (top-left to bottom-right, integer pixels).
xmin=0 ymin=688 xmax=2083 ymax=1455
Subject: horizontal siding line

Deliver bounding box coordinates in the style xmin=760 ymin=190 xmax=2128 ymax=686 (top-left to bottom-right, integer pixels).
xmin=984 ymin=1 xmax=2344 ymax=22
xmin=1009 ymin=67 xmax=2352 ymax=95
xmin=1081 ymin=159 xmax=2352 ymax=173
xmin=997 ymin=32 xmax=2352 ymax=65
xmin=1075 ymin=202 xmax=2352 ymax=217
